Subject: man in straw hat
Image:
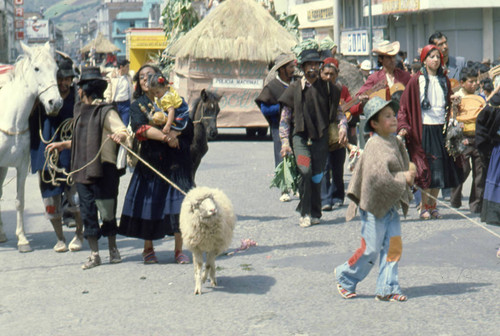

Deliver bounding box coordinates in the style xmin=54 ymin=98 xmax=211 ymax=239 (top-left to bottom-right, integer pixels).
xmin=256 ymin=53 xmax=296 ymax=202
xmin=47 ymin=67 xmax=129 ymax=270
xmin=356 ymin=40 xmax=411 ymax=101
xmin=279 ymin=40 xmax=341 ymax=227
xmin=29 ymin=54 xmax=84 ymax=253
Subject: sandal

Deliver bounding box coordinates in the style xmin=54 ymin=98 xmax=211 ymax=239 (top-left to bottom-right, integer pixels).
xmin=429 ymin=205 xmax=442 ymax=219
xmin=175 ymin=251 xmax=190 ymax=264
xmin=375 ymin=294 xmax=407 ymax=302
xmin=142 ymin=249 xmax=158 ymax=264
xmin=336 ymin=283 xmax=357 ymax=299
xmin=419 ymin=209 xmax=431 ymax=220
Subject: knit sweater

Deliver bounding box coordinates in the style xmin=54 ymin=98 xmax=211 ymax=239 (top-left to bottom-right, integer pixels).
xmin=346 ymin=134 xmax=413 ymax=221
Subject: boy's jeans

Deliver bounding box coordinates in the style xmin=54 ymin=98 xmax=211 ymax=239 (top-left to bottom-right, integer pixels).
xmin=335 ymin=207 xmax=403 ymax=296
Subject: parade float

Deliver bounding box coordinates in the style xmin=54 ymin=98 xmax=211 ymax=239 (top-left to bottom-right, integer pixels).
xmin=168 ymin=0 xmax=297 ymax=135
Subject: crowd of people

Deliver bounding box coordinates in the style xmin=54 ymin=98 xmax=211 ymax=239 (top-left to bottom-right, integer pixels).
xmin=32 ymin=54 xmax=194 ymax=270
xmin=21 ymin=30 xmax=500 ymax=302
xmin=256 ymin=31 xmax=500 ymax=301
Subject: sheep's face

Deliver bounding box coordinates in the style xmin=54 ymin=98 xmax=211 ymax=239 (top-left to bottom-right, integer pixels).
xmin=191 ymin=196 xmax=218 ymax=219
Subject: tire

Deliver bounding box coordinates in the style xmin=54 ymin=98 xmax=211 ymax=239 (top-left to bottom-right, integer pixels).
xmin=246 ymin=128 xmax=257 ymax=137
xmin=256 ymin=127 xmax=268 ymax=136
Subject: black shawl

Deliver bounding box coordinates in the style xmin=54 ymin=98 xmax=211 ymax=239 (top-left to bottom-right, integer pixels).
xmin=475 ymin=93 xmax=500 ymax=164
xmin=278 ymin=78 xmax=340 ymax=140
xmin=71 ymin=102 xmax=115 ymax=184
xmin=255 ymin=78 xmax=288 ymax=106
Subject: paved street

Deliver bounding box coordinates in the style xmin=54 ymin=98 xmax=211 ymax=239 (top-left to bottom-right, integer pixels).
xmin=0 ymin=129 xmax=499 ymax=336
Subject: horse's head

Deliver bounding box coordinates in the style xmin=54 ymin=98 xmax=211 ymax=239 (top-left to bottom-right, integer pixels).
xmin=20 ymin=42 xmax=62 ymax=116
xmin=197 ymin=89 xmax=221 ymax=140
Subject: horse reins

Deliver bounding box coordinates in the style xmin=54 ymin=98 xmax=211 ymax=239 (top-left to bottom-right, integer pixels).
xmin=192 ymin=101 xmax=216 ymax=124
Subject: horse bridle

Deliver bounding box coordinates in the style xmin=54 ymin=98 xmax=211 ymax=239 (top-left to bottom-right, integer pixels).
xmin=192 ymin=100 xmax=218 ymax=124
xmin=0 ymin=83 xmax=58 ymax=137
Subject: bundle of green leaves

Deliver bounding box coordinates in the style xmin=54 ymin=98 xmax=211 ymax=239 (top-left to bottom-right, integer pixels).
xmin=270 ymin=155 xmax=300 ymax=194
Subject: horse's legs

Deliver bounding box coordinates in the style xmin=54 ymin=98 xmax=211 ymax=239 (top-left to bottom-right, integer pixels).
xmin=15 ymin=164 xmax=32 ymax=252
xmin=0 ymin=167 xmax=8 ymax=243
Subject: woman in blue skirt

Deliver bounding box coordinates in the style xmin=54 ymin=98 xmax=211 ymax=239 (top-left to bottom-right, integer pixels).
xmin=475 ymin=91 xmax=500 ymax=258
xmin=118 ymin=64 xmax=193 ymax=264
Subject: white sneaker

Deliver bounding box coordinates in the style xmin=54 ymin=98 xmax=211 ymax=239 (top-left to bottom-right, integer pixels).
xmin=299 ymin=215 xmax=311 ymax=227
xmin=82 ymin=252 xmax=101 ymax=270
xmin=311 ymin=217 xmax=320 ymax=225
xmin=69 ymin=235 xmax=83 ymax=252
xmin=280 ymin=193 xmax=291 ymax=202
xmin=53 ymin=240 xmax=68 ymax=253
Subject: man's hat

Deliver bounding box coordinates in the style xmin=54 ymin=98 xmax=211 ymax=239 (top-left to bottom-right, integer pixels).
xmin=77 ymin=67 xmax=106 ymax=85
xmin=264 ymin=53 xmax=296 ymax=85
xmin=372 ymin=40 xmax=400 ymax=56
xmin=299 ymin=49 xmax=322 ymax=65
xmin=323 ymin=57 xmax=339 ymax=70
xmin=57 ymin=57 xmax=77 ymax=79
xmin=360 ymin=60 xmax=372 ymax=71
xmin=363 ymin=96 xmax=399 ymax=133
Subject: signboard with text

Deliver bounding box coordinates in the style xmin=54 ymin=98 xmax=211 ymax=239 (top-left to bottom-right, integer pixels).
xmin=26 ymin=19 xmax=49 ymax=40
xmin=341 ymin=29 xmax=384 ymax=56
xmin=381 ymin=0 xmax=419 ymax=14
xmin=14 ymin=0 xmax=24 ymax=5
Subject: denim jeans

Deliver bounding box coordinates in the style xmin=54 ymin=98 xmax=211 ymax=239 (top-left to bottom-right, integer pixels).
xmin=335 ymin=207 xmax=403 ymax=296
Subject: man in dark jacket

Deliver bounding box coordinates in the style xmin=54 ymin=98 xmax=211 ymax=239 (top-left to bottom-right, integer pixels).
xmin=279 ymin=43 xmax=341 ymax=227
xmin=255 ymin=53 xmax=296 ymax=202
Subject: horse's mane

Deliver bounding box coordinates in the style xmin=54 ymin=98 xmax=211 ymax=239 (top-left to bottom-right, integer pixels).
xmin=190 ymin=90 xmax=221 ymax=119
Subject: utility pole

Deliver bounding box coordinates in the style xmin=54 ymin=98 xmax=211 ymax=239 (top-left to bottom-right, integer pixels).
xmin=368 ymin=0 xmax=373 ymax=68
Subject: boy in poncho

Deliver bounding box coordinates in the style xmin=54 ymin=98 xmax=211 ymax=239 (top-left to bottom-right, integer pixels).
xmin=334 ymin=97 xmax=415 ymax=302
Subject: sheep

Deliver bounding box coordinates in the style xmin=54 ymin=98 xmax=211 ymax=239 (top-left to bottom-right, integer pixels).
xmin=180 ymin=186 xmax=236 ymax=295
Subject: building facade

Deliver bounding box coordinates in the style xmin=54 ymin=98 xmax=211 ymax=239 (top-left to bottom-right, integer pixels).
xmin=95 ymin=0 xmax=162 ymax=59
xmin=0 ymin=0 xmax=15 ymax=63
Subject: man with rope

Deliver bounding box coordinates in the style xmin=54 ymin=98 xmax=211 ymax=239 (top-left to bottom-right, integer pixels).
xmin=29 ymin=55 xmax=83 ymax=253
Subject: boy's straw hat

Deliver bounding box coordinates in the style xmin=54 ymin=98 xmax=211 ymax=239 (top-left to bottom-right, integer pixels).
xmin=364 ymin=96 xmax=399 ymax=133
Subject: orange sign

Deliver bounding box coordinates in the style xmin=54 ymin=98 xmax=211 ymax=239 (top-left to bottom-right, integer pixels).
xmin=382 ymin=0 xmax=419 ymax=14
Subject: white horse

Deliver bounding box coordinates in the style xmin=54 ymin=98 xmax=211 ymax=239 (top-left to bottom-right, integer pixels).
xmin=0 ymin=42 xmax=63 ymax=252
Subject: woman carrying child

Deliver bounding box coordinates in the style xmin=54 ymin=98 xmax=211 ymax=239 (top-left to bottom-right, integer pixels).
xmin=118 ymin=64 xmax=193 ymax=264
xmin=147 ymin=73 xmax=190 ymax=133
xmin=397 ymin=45 xmax=462 ymax=220
xmin=334 ymin=97 xmax=414 ymax=301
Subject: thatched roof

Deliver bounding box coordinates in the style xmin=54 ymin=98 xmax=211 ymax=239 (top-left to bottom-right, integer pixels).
xmin=81 ymin=32 xmax=120 ymax=54
xmin=168 ymin=0 xmax=298 ymax=62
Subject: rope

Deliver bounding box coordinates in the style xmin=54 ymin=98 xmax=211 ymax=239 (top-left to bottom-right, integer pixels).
xmin=416 ymin=186 xmax=500 ymax=240
xmin=42 ymin=137 xmax=188 ymax=196
xmin=39 ymin=114 xmax=73 ymax=144
xmin=118 ymin=142 xmax=187 ymax=196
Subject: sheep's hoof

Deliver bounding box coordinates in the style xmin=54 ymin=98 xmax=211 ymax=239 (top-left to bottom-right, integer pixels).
xmin=194 ymin=288 xmax=202 ymax=295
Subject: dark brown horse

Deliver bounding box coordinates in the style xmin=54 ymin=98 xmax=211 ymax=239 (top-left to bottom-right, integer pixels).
xmin=190 ymin=89 xmax=221 ymax=183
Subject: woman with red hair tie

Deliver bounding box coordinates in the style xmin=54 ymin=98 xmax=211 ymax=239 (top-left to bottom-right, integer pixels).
xmin=397 ymin=45 xmax=462 ymax=220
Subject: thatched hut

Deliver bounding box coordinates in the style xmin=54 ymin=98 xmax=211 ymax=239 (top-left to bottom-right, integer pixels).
xmin=168 ymin=0 xmax=297 ymax=130
xmin=81 ymin=32 xmax=120 ymax=54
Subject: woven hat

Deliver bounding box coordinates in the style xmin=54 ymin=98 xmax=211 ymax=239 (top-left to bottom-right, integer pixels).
xmin=363 ymin=96 xmax=399 ymax=133
xmin=264 ymin=53 xmax=296 ymax=86
xmin=372 ymin=41 xmax=400 ymax=56
xmin=57 ymin=57 xmax=77 ymax=79
xmin=360 ymin=60 xmax=372 ymax=71
xmin=77 ymin=67 xmax=106 ymax=85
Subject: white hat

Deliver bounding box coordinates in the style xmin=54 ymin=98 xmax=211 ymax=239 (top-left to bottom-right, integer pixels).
xmin=360 ymin=60 xmax=371 ymax=71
